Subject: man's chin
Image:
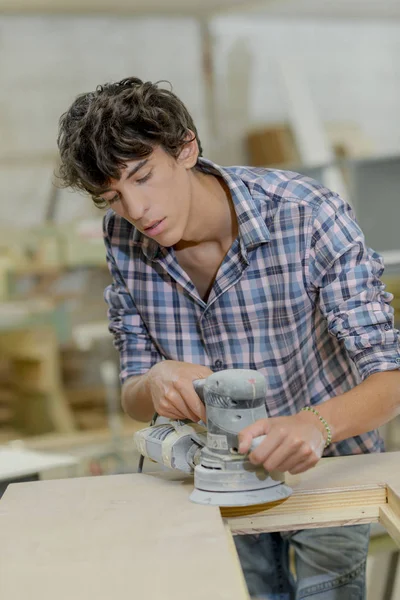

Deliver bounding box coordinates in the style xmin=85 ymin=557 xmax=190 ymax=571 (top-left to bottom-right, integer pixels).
xmin=152 ymin=230 xmax=182 ymax=249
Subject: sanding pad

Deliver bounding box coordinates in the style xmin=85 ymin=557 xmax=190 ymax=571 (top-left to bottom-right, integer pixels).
xmin=190 ymin=482 xmax=292 ymax=508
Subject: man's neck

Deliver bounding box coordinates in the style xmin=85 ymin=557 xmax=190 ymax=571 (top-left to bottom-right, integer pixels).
xmin=175 ymin=170 xmax=238 ymax=252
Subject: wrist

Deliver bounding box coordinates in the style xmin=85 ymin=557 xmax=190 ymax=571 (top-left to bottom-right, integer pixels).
xmin=122 ymin=373 xmax=154 ymax=422
xmin=298 ymin=406 xmax=332 ymax=448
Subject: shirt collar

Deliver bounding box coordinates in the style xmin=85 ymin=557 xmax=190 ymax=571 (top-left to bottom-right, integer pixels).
xmin=132 ymin=157 xmax=270 ymax=261
xmin=197 ymin=158 xmax=270 ymax=252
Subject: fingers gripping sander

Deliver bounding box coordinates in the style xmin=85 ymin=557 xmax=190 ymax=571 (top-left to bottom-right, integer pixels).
xmin=133 ymin=369 xmax=292 ymax=507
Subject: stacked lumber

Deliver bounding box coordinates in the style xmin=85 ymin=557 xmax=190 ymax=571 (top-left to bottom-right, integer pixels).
xmin=60 ymin=344 xmax=121 ymax=432
xmin=0 ymin=327 xmax=75 ymax=438
xmin=0 ymin=357 xmax=19 ymax=442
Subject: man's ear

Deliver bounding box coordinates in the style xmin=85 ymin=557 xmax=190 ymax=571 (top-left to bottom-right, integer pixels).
xmin=177 ymin=131 xmax=199 ymax=169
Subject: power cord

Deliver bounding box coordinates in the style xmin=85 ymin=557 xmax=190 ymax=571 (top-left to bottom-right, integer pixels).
xmin=137 ymin=412 xmax=158 ymax=473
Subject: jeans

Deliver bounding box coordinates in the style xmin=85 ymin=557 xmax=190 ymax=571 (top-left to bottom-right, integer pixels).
xmin=234 ymin=524 xmax=370 ymax=600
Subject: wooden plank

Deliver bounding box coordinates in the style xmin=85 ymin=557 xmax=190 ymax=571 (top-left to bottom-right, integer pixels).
xmin=225 ymin=487 xmax=385 ymax=534
xmin=387 ymin=484 xmax=400 ymax=518
xmin=379 ymin=484 xmax=400 ymax=548
xmin=0 ymin=473 xmax=250 ymax=600
xmin=225 ymin=452 xmax=399 ymax=534
xmin=379 ymin=505 xmax=400 ymax=548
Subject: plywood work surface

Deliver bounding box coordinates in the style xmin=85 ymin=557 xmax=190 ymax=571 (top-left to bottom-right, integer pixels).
xmin=0 ymin=472 xmax=249 ymax=600
xmin=286 ymin=451 xmax=400 ymax=491
xmin=1 ymin=451 xmax=400 ymax=599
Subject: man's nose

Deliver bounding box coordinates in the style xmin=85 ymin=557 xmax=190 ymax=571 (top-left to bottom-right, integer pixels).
xmin=124 ymin=194 xmax=147 ymax=223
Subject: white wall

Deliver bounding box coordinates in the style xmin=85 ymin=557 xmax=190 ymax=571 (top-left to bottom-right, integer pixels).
xmin=0 ymin=15 xmax=206 ymax=228
xmin=1 ymin=15 xmax=400 ymax=228
xmin=210 ymin=17 xmax=400 ymax=164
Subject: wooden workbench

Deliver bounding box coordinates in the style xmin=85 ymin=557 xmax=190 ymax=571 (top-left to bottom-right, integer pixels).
xmin=0 ymin=451 xmax=399 ymax=599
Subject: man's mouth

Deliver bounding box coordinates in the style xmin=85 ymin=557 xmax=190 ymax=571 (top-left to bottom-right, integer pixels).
xmin=144 ymin=219 xmax=165 ymax=234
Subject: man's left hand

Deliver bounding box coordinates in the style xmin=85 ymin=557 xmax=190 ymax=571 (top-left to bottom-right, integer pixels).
xmin=238 ymin=413 xmax=326 ymax=474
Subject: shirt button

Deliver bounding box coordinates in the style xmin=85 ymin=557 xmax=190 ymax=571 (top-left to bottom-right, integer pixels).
xmin=384 ymin=323 xmax=391 ymax=330
xmin=214 ymin=359 xmax=223 ymax=369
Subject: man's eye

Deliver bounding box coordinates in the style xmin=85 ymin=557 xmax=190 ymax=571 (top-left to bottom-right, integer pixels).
xmin=136 ymin=171 xmax=152 ymax=185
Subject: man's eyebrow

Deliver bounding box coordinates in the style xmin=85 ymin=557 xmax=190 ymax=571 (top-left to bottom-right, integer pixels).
xmin=125 ymin=159 xmax=149 ymax=181
xmin=93 ymin=159 xmax=149 ymax=195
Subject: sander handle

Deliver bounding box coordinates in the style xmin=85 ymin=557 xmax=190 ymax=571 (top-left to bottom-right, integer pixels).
xmin=194 ymin=377 xmax=267 ymax=453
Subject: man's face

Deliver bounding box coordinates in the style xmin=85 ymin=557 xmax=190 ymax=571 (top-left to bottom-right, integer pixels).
xmin=99 ymin=145 xmax=195 ymax=247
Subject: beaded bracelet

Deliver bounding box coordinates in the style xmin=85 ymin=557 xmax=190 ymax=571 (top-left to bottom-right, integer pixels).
xmin=300 ymin=406 xmax=332 ymax=448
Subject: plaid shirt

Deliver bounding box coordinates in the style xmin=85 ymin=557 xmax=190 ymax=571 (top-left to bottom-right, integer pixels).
xmin=104 ymin=158 xmax=400 ymax=457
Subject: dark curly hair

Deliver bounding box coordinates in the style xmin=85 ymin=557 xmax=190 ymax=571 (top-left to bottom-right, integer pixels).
xmin=57 ymin=77 xmax=203 ymax=207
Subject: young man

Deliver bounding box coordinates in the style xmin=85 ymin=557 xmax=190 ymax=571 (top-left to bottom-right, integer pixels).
xmin=58 ymin=77 xmax=400 ymax=600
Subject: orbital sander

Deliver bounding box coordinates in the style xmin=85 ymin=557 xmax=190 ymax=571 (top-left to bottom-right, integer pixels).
xmin=133 ymin=369 xmax=292 ymax=507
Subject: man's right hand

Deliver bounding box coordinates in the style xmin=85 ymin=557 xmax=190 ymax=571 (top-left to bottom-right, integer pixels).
xmin=144 ymin=360 xmax=212 ymax=422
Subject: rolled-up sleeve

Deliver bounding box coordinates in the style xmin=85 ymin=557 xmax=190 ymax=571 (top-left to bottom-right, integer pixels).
xmin=308 ymin=194 xmax=400 ymax=379
xmin=103 ymin=214 xmax=162 ymax=383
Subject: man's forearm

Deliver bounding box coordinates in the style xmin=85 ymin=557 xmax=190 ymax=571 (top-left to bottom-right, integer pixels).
xmin=317 ymin=370 xmax=400 ymax=443
xmin=121 ymin=373 xmax=154 ymax=422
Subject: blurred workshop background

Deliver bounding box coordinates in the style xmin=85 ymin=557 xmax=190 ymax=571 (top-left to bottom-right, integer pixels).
xmin=0 ymin=2 xmax=400 ymax=596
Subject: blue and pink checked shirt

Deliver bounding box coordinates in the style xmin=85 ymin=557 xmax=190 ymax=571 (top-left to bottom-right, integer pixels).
xmin=103 ymin=158 xmax=400 ymax=457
